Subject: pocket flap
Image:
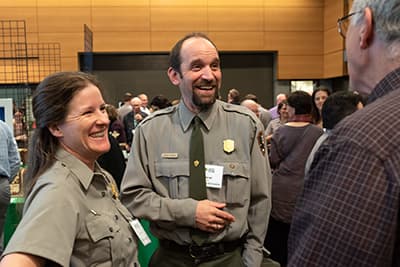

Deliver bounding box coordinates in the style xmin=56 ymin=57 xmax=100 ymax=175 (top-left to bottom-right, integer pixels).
xmin=155 ymin=160 xmax=189 ymax=177
xmin=221 ymin=161 xmax=250 ymax=178
xmin=86 ymin=215 xmax=120 ymax=242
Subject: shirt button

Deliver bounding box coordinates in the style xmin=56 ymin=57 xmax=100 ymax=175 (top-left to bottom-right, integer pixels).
xmin=114 ymin=215 xmax=119 ymax=220
xmin=128 ymin=237 xmax=132 ymax=243
xmin=229 ymin=163 xmax=235 ymax=169
xmin=101 ymin=192 xmax=106 ymax=197
xmin=109 ymin=227 xmax=114 ymax=232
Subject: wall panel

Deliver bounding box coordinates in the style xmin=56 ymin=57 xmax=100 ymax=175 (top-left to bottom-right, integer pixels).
xmin=324 ymin=0 xmax=343 ymax=30
xmin=37 ymin=7 xmax=91 ymax=33
xmin=209 ymin=0 xmax=263 ymax=7
xmin=324 ymin=51 xmax=344 ymax=78
xmin=91 ymin=7 xmax=150 ymax=32
xmin=0 ymin=8 xmax=38 ymax=33
xmin=264 ymin=0 xmax=323 ymax=7
xmin=208 ymin=8 xmax=264 ymax=32
xmin=0 ymin=1 xmax=37 ymax=7
xmin=61 ymin=56 xmax=79 ymax=71
xmin=150 ymin=8 xmax=207 ymax=32
xmin=266 ymin=7 xmax=323 ymax=31
xmin=278 ymin=55 xmax=323 ymax=79
xmin=0 ymin=0 xmax=349 ymax=81
xmin=265 ymin=31 xmax=323 ymax=55
xmin=91 ymin=0 xmax=149 ymax=6
xmin=94 ymin=32 xmax=151 ymax=52
xmin=150 ymin=0 xmax=206 ymax=7
xmin=209 ymin=32 xmax=264 ymax=51
xmin=151 ymin=31 xmax=192 ymax=51
xmin=39 ymin=33 xmax=83 ymax=57
xmin=37 ymin=0 xmax=91 ymax=7
xmin=324 ymin=27 xmax=342 ymax=54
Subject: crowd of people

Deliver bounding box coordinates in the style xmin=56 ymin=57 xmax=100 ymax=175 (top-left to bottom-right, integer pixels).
xmin=1 ymin=0 xmax=399 ymax=266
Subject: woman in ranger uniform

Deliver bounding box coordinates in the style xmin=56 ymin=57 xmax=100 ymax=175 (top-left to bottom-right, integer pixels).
xmin=0 ymin=72 xmax=139 ymax=267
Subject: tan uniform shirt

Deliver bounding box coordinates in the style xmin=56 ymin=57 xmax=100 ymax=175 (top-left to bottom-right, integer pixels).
xmin=121 ymin=100 xmax=271 ymax=267
xmin=4 ymin=149 xmax=139 ymax=267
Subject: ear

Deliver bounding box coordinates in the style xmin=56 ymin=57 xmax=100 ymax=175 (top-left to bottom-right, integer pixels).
xmin=167 ymin=67 xmax=181 ymax=86
xmin=360 ymin=7 xmax=374 ymax=49
xmin=48 ymin=124 xmax=64 ymax=138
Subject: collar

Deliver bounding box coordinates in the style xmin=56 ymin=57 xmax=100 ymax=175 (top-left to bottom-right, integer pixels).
xmin=178 ymin=99 xmax=220 ymax=132
xmin=368 ymin=67 xmax=400 ymax=103
xmin=54 ymin=148 xmax=102 ymax=191
xmin=288 ymin=114 xmax=313 ymax=123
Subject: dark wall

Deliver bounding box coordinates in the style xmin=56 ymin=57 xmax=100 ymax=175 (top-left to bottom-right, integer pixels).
xmin=79 ymin=52 xmax=275 ymax=108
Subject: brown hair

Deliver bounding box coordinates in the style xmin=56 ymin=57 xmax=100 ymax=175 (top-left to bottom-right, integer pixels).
xmin=26 ymin=71 xmax=101 ymax=195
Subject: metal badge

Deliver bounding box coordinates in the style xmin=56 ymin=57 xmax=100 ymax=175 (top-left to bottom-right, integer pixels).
xmin=223 ymin=139 xmax=235 ymax=154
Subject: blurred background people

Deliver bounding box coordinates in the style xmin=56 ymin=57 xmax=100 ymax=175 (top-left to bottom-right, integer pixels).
xmin=13 ymin=110 xmax=28 ymax=149
xmin=105 ymin=104 xmax=127 ymax=145
xmin=123 ymin=96 xmax=148 ymax=147
xmin=243 ymin=93 xmax=272 ymax=130
xmin=150 ymin=94 xmax=172 ymax=112
xmin=265 ymin=100 xmax=289 ymax=145
xmin=98 ymin=103 xmax=128 ymax=189
xmin=241 ymin=99 xmax=261 ymax=118
xmin=227 ymin=88 xmax=241 ymax=105
xmin=0 ymin=72 xmax=138 ymax=266
xmin=138 ymin=93 xmax=151 ymax=115
xmin=305 ymin=91 xmax=364 ymax=175
xmin=311 ymin=87 xmax=331 ymax=128
xmin=269 ymin=93 xmax=287 ymax=120
xmin=117 ymin=92 xmax=133 ymax=120
xmin=0 ymin=120 xmax=21 ymax=254
xmin=264 ymin=91 xmax=323 ymax=266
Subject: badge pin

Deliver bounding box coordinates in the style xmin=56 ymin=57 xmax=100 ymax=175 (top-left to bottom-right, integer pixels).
xmin=223 ymin=139 xmax=235 ymax=154
xmin=194 ymin=160 xmax=200 ymax=167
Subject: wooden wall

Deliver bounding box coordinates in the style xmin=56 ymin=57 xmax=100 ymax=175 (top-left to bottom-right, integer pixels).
xmin=323 ymin=0 xmax=345 ymax=78
xmin=0 ymin=0 xmax=347 ymax=81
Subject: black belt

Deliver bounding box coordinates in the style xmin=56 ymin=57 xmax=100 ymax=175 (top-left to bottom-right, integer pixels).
xmin=160 ymin=238 xmax=243 ymax=264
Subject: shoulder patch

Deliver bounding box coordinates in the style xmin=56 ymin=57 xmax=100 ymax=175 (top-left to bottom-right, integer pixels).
xmin=257 ymin=131 xmax=266 ymax=156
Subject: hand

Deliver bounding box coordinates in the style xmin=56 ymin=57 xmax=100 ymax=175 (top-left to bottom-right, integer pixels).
xmin=195 ymin=200 xmax=235 ymax=233
xmin=134 ymin=114 xmax=143 ymax=121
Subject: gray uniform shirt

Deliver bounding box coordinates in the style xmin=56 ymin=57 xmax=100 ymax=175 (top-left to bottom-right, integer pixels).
xmin=4 ymin=149 xmax=139 ymax=267
xmin=121 ymin=100 xmax=271 ymax=267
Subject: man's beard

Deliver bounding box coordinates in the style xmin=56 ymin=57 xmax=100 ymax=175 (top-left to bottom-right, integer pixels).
xmin=192 ymin=89 xmax=219 ymax=111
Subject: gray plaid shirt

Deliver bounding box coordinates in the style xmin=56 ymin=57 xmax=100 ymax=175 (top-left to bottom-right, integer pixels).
xmin=288 ymin=67 xmax=400 ymax=267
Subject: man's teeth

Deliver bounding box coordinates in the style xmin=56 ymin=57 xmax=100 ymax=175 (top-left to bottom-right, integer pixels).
xmin=91 ymin=132 xmax=105 ymax=137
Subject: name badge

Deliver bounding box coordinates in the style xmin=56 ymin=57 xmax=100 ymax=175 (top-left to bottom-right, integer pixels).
xmin=205 ymin=164 xmax=224 ymax=189
xmin=129 ymin=219 xmax=151 ymax=246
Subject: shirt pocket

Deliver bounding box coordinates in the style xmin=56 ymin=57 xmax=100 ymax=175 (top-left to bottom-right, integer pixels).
xmin=86 ymin=214 xmax=121 ymax=266
xmin=220 ymin=161 xmax=250 ymax=207
xmin=154 ymin=159 xmax=189 ymax=199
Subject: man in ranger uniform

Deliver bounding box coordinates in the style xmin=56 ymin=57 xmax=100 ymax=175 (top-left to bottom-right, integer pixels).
xmin=121 ymin=32 xmax=271 ymax=267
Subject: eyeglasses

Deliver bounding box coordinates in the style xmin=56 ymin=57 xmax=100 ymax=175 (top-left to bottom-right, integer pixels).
xmin=337 ymin=11 xmax=360 ymax=38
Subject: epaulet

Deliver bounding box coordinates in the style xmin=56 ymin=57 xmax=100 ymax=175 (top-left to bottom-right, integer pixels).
xmin=140 ymin=105 xmax=177 ymax=125
xmin=221 ymin=101 xmax=258 ymax=122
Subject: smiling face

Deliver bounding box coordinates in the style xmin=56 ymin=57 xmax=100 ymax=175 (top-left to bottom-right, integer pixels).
xmin=279 ymin=103 xmax=289 ymax=120
xmin=314 ymin=90 xmax=329 ymax=111
xmin=168 ymin=37 xmax=221 ymax=113
xmin=49 ymin=84 xmax=110 ymax=168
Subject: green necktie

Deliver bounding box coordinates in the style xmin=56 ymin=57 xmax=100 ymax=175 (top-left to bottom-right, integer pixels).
xmin=189 ymin=116 xmax=207 ymax=200
xmin=189 ymin=116 xmax=208 ymax=245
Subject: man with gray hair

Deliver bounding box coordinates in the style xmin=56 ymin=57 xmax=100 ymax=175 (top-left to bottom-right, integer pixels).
xmin=288 ymin=0 xmax=400 ymax=266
